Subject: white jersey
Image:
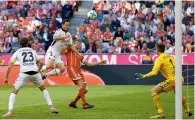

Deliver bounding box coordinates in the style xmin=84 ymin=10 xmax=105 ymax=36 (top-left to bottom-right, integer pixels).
xmin=50 ymin=28 xmax=73 ymax=55
xmin=11 ymin=47 xmax=40 ymax=73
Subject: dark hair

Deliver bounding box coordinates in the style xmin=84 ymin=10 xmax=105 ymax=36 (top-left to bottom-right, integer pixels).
xmin=62 ymin=19 xmax=70 ymax=25
xmin=19 ymin=37 xmax=29 ymax=47
xmin=157 ymin=43 xmax=165 ymax=53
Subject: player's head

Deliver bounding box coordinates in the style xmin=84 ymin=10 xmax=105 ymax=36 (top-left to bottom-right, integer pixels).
xmin=74 ymin=39 xmax=81 ymax=49
xmin=19 ymin=37 xmax=29 ymax=47
xmin=156 ymin=43 xmax=165 ymax=55
xmin=62 ymin=19 xmax=70 ymax=32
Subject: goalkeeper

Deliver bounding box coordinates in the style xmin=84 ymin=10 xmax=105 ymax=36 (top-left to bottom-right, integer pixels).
xmin=135 ymin=43 xmax=192 ymax=119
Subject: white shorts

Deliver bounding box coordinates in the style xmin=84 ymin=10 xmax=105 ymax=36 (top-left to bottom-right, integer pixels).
xmin=14 ymin=73 xmax=44 ymax=90
xmin=45 ymin=47 xmax=64 ymax=66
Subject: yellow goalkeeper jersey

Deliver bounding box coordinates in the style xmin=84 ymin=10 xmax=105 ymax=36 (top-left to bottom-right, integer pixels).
xmin=145 ymin=53 xmax=175 ymax=81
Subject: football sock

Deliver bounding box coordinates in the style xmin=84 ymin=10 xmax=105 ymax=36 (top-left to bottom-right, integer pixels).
xmin=182 ymin=95 xmax=190 ymax=113
xmin=8 ymin=93 xmax=16 ymax=113
xmin=42 ymin=90 xmax=53 ymax=107
xmin=46 ymin=69 xmax=61 ymax=77
xmin=79 ymin=83 xmax=87 ymax=105
xmin=152 ymin=93 xmax=163 ymax=114
xmin=73 ymin=93 xmax=81 ymax=104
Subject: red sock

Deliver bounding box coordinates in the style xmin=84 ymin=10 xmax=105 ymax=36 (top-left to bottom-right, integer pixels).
xmin=79 ymin=84 xmax=87 ymax=105
xmin=73 ymin=93 xmax=81 ymax=104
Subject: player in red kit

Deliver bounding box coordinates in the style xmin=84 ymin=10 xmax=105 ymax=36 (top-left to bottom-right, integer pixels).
xmin=62 ymin=39 xmax=106 ymax=109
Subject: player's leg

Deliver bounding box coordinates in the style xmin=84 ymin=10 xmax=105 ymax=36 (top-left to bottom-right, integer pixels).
xmin=2 ymin=74 xmax=28 ymax=117
xmin=42 ymin=56 xmax=64 ymax=79
xmin=150 ymin=80 xmax=174 ymax=118
xmin=68 ymin=68 xmax=93 ymax=109
xmin=32 ymin=73 xmax=59 ymax=114
xmin=70 ymin=79 xmax=93 ymax=109
xmin=40 ymin=48 xmax=55 ymax=72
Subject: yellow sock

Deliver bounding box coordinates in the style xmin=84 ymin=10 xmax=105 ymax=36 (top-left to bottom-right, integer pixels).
xmin=182 ymin=96 xmax=190 ymax=113
xmin=152 ymin=93 xmax=163 ymax=114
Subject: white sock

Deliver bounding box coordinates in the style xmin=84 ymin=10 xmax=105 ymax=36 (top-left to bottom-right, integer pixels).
xmin=46 ymin=69 xmax=61 ymax=77
xmin=40 ymin=65 xmax=47 ymax=72
xmin=8 ymin=93 xmax=16 ymax=113
xmin=42 ymin=90 xmax=53 ymax=107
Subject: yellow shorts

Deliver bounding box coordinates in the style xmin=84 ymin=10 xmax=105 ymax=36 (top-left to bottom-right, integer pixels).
xmin=158 ymin=79 xmax=184 ymax=93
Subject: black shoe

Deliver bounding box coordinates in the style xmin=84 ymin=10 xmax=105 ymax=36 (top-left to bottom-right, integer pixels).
xmin=69 ymin=102 xmax=77 ymax=108
xmin=83 ymin=103 xmax=94 ymax=109
xmin=42 ymin=74 xmax=46 ymax=80
xmin=187 ymin=112 xmax=193 ymax=117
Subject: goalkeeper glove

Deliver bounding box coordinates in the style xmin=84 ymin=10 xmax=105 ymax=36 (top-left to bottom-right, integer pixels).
xmin=135 ymin=73 xmax=145 ymax=80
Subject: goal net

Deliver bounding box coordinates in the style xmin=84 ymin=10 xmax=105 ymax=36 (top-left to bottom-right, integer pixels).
xmin=183 ymin=64 xmax=194 ymax=119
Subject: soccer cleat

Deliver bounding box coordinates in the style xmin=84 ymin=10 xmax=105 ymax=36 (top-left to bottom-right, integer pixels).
xmin=150 ymin=114 xmax=165 ymax=119
xmin=186 ymin=112 xmax=193 ymax=117
xmin=2 ymin=112 xmax=12 ymax=117
xmin=42 ymin=74 xmax=47 ymax=80
xmin=83 ymin=103 xmax=94 ymax=109
xmin=50 ymin=108 xmax=59 ymax=114
xmin=69 ymin=102 xmax=78 ymax=108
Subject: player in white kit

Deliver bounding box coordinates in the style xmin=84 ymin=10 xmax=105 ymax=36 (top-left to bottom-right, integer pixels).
xmin=41 ymin=19 xmax=80 ymax=79
xmin=2 ymin=37 xmax=59 ymax=117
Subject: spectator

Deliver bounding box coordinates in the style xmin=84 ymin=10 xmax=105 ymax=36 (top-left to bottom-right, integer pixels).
xmin=138 ymin=36 xmax=146 ymax=51
xmin=186 ymin=2 xmax=194 ymax=17
xmin=42 ymin=27 xmax=53 ymax=52
xmin=115 ymin=42 xmax=121 ymax=53
xmin=100 ymin=17 xmax=112 ymax=32
xmin=121 ymin=42 xmax=130 ymax=53
xmin=139 ymin=43 xmax=149 ymax=54
xmin=31 ymin=38 xmax=43 ymax=54
xmin=56 ymin=13 xmax=62 ymax=23
xmin=147 ymin=36 xmax=156 ymax=51
xmin=127 ymin=36 xmax=138 ymax=53
xmin=111 ymin=14 xmax=120 ymax=32
xmin=165 ymin=42 xmax=174 ymax=54
xmin=3 ymin=38 xmax=12 ymax=53
xmin=103 ymin=26 xmax=113 ymax=52
xmin=142 ymin=50 xmax=153 ymax=64
xmin=11 ymin=38 xmax=20 ymax=53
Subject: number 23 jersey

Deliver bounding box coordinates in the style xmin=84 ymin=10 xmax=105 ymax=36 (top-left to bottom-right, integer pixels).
xmin=11 ymin=47 xmax=40 ymax=73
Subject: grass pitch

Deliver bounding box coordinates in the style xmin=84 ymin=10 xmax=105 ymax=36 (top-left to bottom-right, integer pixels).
xmin=0 ymin=85 xmax=194 ymax=119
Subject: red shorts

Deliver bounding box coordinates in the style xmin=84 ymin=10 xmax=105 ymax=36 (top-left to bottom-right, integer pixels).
xmin=67 ymin=66 xmax=85 ymax=83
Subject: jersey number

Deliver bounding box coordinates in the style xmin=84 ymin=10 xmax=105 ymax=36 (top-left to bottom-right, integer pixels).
xmin=22 ymin=52 xmax=34 ymax=63
xmin=169 ymin=59 xmax=175 ymax=74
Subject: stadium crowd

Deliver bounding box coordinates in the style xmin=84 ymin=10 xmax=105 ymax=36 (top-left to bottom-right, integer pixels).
xmin=0 ymin=0 xmax=80 ymax=54
xmin=76 ymin=0 xmax=194 ymax=54
xmin=0 ymin=0 xmax=194 ymax=54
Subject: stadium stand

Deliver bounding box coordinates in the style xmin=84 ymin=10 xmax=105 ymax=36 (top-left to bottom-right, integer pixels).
xmin=0 ymin=0 xmax=194 ymax=54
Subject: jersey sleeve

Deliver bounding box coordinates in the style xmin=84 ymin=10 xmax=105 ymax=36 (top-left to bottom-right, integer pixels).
xmin=10 ymin=51 xmax=18 ymax=64
xmin=53 ymin=29 xmax=60 ymax=37
xmin=144 ymin=58 xmax=161 ymax=78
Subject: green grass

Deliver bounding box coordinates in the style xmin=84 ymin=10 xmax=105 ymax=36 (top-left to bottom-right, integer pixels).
xmin=0 ymin=85 xmax=194 ymax=119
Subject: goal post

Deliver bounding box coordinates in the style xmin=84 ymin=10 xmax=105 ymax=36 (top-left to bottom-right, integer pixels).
xmin=175 ymin=0 xmax=182 ymax=119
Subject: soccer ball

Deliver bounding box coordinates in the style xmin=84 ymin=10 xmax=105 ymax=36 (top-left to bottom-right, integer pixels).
xmin=87 ymin=10 xmax=97 ymax=20
xmin=155 ymin=0 xmax=164 ymax=4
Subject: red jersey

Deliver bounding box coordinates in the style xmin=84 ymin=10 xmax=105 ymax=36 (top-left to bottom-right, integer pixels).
xmin=66 ymin=48 xmax=84 ymax=68
xmin=103 ymin=32 xmax=112 ymax=39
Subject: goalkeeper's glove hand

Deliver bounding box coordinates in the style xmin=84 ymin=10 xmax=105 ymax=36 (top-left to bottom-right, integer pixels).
xmin=135 ymin=73 xmax=145 ymax=80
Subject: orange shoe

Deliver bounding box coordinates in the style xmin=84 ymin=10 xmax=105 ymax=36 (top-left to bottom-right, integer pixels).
xmin=2 ymin=112 xmax=12 ymax=117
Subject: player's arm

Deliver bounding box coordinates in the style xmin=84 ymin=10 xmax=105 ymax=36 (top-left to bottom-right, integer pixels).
xmin=135 ymin=58 xmax=161 ymax=80
xmin=84 ymin=60 xmax=107 ymax=67
xmin=4 ymin=57 xmax=17 ymax=85
xmin=37 ymin=60 xmax=43 ymax=72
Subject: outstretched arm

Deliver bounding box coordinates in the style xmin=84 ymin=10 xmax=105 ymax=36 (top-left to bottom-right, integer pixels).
xmin=84 ymin=60 xmax=107 ymax=67
xmin=135 ymin=59 xmax=161 ymax=80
